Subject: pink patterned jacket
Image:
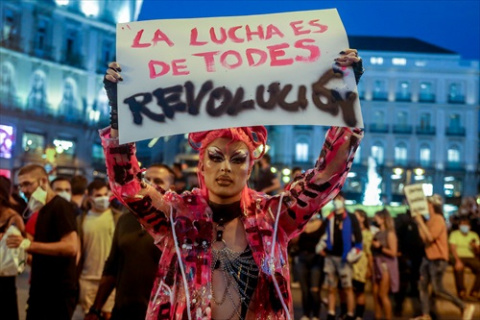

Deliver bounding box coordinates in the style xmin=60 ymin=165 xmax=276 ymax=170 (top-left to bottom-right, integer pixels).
xmin=100 ymin=126 xmax=362 ymax=320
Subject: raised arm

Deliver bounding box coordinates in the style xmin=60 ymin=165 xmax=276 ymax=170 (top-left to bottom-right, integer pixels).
xmin=278 ymin=126 xmax=362 ymax=239
xmin=100 ymin=63 xmax=172 ymax=242
xmin=271 ymin=49 xmax=364 ymax=239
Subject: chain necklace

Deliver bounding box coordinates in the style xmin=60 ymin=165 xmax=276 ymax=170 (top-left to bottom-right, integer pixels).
xmin=209 ymin=201 xmax=259 ymax=320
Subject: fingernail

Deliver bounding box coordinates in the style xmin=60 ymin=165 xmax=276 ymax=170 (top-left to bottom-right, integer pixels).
xmin=339 ymin=51 xmax=345 ymax=54
xmin=119 ymin=77 xmax=123 ymax=82
xmin=118 ymin=68 xmax=122 ymax=72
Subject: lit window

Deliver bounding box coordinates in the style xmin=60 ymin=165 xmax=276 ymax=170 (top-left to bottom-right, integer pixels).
xmin=419 ymin=145 xmax=431 ymax=166
xmin=447 ymin=145 xmax=460 ymax=163
xmin=448 ymin=82 xmax=465 ymax=103
xmin=22 ymin=132 xmax=45 ymax=154
xmin=370 ymin=57 xmax=384 ymax=65
xmin=373 ymin=81 xmax=388 ymax=100
xmin=392 ymin=58 xmax=407 ymax=65
xmin=295 ymin=142 xmax=308 ymax=162
xmin=371 ymin=143 xmax=384 ymax=165
xmin=53 ymin=139 xmax=75 ymax=156
xmin=2 ymin=8 xmax=18 ymax=42
xmin=415 ymin=60 xmax=427 ymax=67
xmin=419 ymin=82 xmax=435 ymax=102
xmin=396 ymin=81 xmax=411 ymax=101
xmin=394 ymin=143 xmax=407 ymax=165
xmin=443 ymin=176 xmax=462 ymax=198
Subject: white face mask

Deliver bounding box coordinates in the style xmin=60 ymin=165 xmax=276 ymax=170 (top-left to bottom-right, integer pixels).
xmin=459 ymin=225 xmax=470 ymax=234
xmin=57 ymin=191 xmax=72 ymax=202
xmin=92 ymin=196 xmax=110 ymax=212
xmin=333 ymin=199 xmax=344 ymax=210
xmin=28 ymin=186 xmax=47 ymax=212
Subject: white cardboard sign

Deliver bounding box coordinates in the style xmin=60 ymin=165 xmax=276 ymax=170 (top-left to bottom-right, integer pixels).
xmin=404 ymin=184 xmax=429 ymax=217
xmin=116 ymin=9 xmax=363 ymax=144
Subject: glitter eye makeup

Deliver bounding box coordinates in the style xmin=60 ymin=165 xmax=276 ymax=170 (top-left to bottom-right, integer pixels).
xmin=230 ymin=150 xmax=248 ymax=164
xmin=207 ymin=148 xmax=225 ymax=162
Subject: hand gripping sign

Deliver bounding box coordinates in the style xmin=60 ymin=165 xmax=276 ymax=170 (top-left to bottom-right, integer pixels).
xmin=116 ymin=9 xmax=364 ymax=144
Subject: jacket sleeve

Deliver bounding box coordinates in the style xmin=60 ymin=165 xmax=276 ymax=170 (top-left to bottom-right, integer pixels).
xmin=274 ymin=126 xmax=363 ymax=240
xmin=99 ymin=127 xmax=172 ymax=242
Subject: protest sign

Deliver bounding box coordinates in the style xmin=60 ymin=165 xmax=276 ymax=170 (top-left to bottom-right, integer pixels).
xmin=404 ymin=184 xmax=429 ymax=217
xmin=116 ymin=9 xmax=363 ymax=144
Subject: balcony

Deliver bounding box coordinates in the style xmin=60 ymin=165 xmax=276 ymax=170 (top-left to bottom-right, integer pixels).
xmin=372 ymin=92 xmax=388 ymax=101
xmin=395 ymin=93 xmax=411 ymax=102
xmin=30 ymin=43 xmax=55 ymax=61
xmin=61 ymin=51 xmax=85 ymax=69
xmin=393 ymin=124 xmax=413 ymax=134
xmin=448 ymin=95 xmax=465 ymax=104
xmin=1 ymin=36 xmax=23 ymax=53
xmin=446 ymin=127 xmax=466 ymax=136
xmin=418 ymin=93 xmax=436 ymax=103
xmin=369 ymin=123 xmax=389 ymax=133
xmin=446 ymin=161 xmax=463 ymax=170
xmin=416 ymin=126 xmax=436 ymax=135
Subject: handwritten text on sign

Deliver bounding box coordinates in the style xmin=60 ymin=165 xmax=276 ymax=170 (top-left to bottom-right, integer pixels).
xmin=116 ymin=9 xmax=363 ymax=144
xmin=404 ymin=184 xmax=429 ymax=217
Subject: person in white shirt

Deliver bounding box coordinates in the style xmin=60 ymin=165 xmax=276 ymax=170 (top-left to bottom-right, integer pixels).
xmin=78 ymin=179 xmax=121 ymax=319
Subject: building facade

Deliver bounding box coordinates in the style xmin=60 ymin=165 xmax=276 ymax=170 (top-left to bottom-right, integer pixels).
xmin=1 ymin=2 xmax=478 ymax=207
xmin=0 ymin=0 xmax=142 ymax=180
xmin=264 ymin=37 xmax=479 ymax=207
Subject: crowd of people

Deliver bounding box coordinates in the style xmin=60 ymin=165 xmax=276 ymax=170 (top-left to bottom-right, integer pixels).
xmin=0 ymin=163 xmax=175 ymax=320
xmin=1 ymin=163 xmax=479 ymax=320
xmin=289 ymin=190 xmax=480 ymax=320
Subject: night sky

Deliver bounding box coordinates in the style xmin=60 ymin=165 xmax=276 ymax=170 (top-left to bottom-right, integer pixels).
xmin=138 ymin=0 xmax=480 ymax=60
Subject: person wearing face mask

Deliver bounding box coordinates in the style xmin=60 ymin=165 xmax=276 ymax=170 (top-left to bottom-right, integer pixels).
xmin=413 ymin=194 xmax=476 ymax=320
xmin=6 ymin=164 xmax=78 ymax=320
xmin=77 ymin=179 xmax=121 ymax=320
xmin=317 ymin=191 xmax=363 ymax=320
xmin=449 ymin=216 xmax=480 ymax=301
xmin=85 ymin=164 xmax=174 ymax=320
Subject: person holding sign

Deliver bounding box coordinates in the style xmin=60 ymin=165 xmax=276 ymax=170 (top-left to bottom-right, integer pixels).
xmin=100 ymin=49 xmax=362 ymax=320
xmin=412 ymin=195 xmax=476 ymax=320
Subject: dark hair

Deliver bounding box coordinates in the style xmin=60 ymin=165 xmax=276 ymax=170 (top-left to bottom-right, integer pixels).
xmin=173 ymin=163 xmax=182 ymax=171
xmin=71 ymin=175 xmax=88 ymax=195
xmin=262 ymin=153 xmax=271 ymax=164
xmin=0 ymin=183 xmax=10 ymax=207
xmin=87 ymin=179 xmax=108 ymax=195
xmin=0 ymin=176 xmax=12 ymax=193
xmin=291 ymin=167 xmax=302 ymax=174
xmin=18 ymin=164 xmax=48 ymax=179
xmin=51 ymin=176 xmax=71 ymax=188
xmin=354 ymin=209 xmax=369 ymax=229
xmin=149 ymin=163 xmax=175 ymax=179
xmin=459 ymin=216 xmax=470 ymax=224
xmin=375 ymin=208 xmax=395 ymax=231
